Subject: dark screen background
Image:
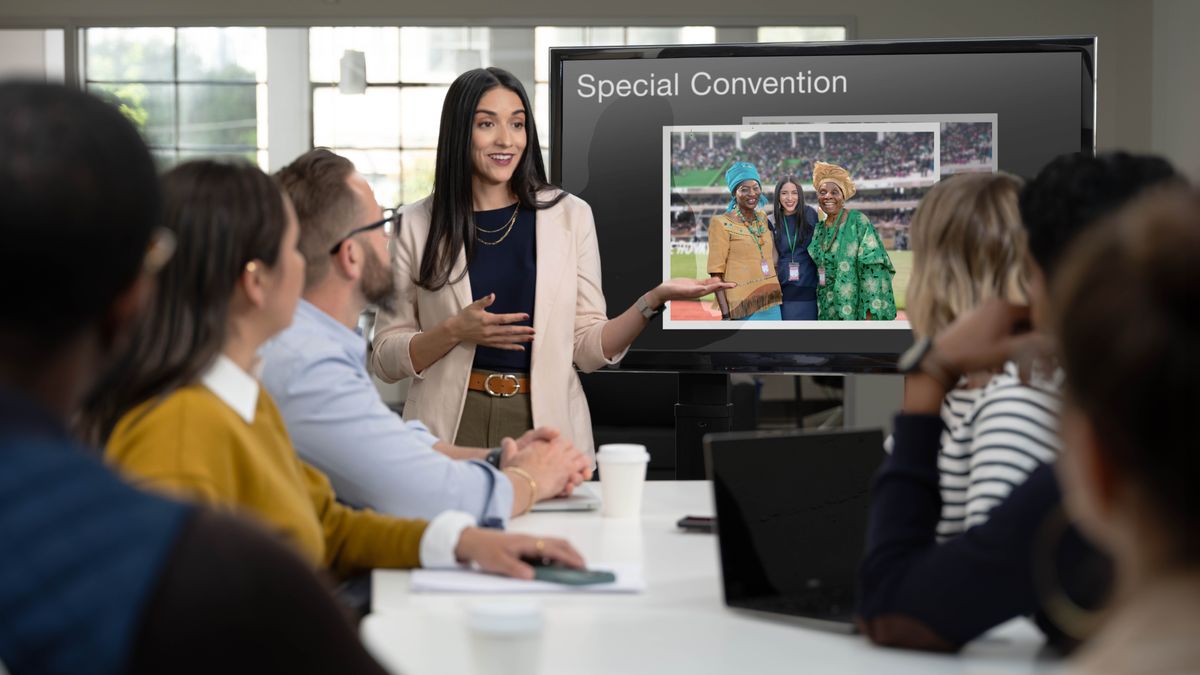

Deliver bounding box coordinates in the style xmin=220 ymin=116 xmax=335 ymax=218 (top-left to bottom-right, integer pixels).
xmin=556 ymin=48 xmax=1088 ymax=359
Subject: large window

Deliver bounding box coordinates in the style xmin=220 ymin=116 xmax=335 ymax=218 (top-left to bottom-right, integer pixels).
xmin=310 ymin=27 xmax=494 ymax=206
xmin=311 ymin=24 xmax=846 ymax=206
xmin=83 ymin=27 xmax=268 ymax=169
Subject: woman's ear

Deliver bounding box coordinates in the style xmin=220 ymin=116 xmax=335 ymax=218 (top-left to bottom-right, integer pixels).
xmin=240 ymin=261 xmax=266 ymax=308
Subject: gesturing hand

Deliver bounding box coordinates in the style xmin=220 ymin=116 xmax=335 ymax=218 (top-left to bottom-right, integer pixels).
xmin=454 ymin=529 xmax=585 ymax=580
xmin=448 ymin=293 xmax=535 ymax=351
xmin=647 ymin=278 xmax=736 ymax=307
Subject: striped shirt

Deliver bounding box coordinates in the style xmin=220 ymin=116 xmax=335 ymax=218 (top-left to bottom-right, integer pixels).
xmin=936 ymin=362 xmax=1061 ymax=540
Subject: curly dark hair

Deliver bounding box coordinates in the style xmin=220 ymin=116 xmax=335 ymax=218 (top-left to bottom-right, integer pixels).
xmin=1019 ymin=152 xmax=1182 ymax=280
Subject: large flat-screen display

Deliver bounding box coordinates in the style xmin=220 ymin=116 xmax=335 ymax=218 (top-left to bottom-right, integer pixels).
xmin=550 ymin=37 xmax=1096 ymax=372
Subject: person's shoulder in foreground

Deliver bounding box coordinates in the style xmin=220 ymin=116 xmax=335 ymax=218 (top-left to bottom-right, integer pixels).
xmin=0 ymin=80 xmax=389 ymax=674
xmin=0 ymin=408 xmax=387 ymax=675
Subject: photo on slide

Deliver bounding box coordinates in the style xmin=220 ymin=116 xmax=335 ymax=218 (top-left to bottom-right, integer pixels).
xmin=662 ymin=118 xmax=997 ymax=329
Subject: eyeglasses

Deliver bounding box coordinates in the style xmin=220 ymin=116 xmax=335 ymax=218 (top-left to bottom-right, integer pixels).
xmin=142 ymin=227 xmax=177 ymax=276
xmin=329 ymin=207 xmax=400 ymax=255
xmin=735 ymin=184 xmax=761 ymax=195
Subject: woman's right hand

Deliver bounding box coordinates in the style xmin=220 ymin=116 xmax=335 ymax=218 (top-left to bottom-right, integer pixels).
xmin=447 ymin=293 xmax=535 ymax=350
xmin=454 ymin=529 xmax=585 ymax=579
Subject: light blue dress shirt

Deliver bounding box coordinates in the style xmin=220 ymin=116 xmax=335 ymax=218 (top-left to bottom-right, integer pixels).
xmin=261 ymin=300 xmax=513 ymax=525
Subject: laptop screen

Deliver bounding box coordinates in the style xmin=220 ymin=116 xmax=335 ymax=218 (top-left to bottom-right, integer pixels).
xmin=707 ymin=429 xmax=885 ymax=607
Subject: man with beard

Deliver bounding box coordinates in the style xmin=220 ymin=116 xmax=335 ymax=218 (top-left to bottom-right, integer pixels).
xmin=265 ymin=150 xmax=590 ymax=526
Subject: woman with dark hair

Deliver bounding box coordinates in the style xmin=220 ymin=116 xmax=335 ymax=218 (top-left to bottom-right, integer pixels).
xmin=86 ymin=159 xmax=584 ymax=583
xmin=370 ymin=67 xmax=726 ymax=458
xmin=768 ymin=175 xmax=819 ymax=320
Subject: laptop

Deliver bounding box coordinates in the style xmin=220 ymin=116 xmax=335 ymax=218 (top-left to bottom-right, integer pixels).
xmin=530 ymin=482 xmax=601 ymax=512
xmin=705 ymin=428 xmax=885 ymax=633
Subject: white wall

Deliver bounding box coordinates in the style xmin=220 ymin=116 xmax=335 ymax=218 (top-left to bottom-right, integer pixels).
xmin=0 ymin=0 xmax=1162 ymax=154
xmin=1152 ymin=0 xmax=1200 ymax=181
xmin=0 ymin=29 xmax=64 ymax=81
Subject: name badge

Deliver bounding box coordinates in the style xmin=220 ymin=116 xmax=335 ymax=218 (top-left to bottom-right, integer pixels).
xmin=760 ymin=259 xmax=770 ymax=276
xmin=818 ymin=266 xmax=826 ymax=286
xmin=788 ymin=262 xmax=800 ymax=281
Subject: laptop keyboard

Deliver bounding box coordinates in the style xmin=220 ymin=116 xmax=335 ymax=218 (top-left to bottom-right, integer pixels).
xmin=741 ymin=590 xmax=855 ymax=620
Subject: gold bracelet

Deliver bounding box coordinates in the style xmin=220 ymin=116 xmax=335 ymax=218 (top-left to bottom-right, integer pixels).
xmin=505 ymin=467 xmax=538 ymax=516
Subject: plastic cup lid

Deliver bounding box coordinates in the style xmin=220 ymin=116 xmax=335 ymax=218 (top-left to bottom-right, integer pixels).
xmin=468 ymin=600 xmax=544 ymax=635
xmin=597 ymin=444 xmax=650 ymax=463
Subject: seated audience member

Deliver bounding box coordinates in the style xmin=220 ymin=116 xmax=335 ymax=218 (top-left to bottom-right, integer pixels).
xmin=85 ymin=159 xmax=583 ymax=582
xmin=856 ymin=152 xmax=1183 ymax=651
xmin=0 ymin=82 xmax=389 ymax=674
xmin=265 ymin=149 xmax=589 ymax=524
xmin=904 ymin=172 xmax=1057 ymax=539
xmin=1053 ymin=188 xmax=1200 ymax=674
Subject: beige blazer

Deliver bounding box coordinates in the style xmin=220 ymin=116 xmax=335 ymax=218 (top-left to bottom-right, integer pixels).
xmin=370 ymin=191 xmax=626 ymax=459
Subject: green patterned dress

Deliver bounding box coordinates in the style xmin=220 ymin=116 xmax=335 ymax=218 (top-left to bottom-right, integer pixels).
xmin=807 ymin=209 xmax=897 ymax=321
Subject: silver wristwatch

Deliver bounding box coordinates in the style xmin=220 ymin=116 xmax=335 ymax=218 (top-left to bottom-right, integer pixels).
xmin=636 ymin=294 xmax=664 ymax=319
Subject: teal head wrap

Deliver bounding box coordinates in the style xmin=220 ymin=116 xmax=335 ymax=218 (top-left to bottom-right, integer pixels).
xmin=725 ymin=162 xmax=767 ymax=213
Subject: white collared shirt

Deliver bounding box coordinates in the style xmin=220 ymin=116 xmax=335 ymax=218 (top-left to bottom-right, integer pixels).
xmin=200 ymin=354 xmax=474 ymax=568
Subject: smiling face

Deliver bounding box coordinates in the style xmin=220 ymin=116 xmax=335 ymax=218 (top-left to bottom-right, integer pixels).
xmin=817 ymin=181 xmax=845 ymax=216
xmin=778 ymin=181 xmax=800 ymax=215
xmin=470 ymin=86 xmax=527 ymax=190
xmin=735 ymin=180 xmax=761 ymax=212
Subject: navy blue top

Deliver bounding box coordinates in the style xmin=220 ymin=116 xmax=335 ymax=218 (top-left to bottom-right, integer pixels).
xmin=769 ymin=206 xmax=819 ymax=299
xmin=0 ymin=387 xmax=190 ymax=675
xmin=469 ymin=204 xmax=537 ymax=373
xmin=857 ymin=414 xmax=1110 ymax=650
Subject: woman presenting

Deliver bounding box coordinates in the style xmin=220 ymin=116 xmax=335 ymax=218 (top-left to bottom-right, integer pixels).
xmin=370 ymin=67 xmax=726 ymax=458
xmin=767 ymin=175 xmax=819 ymax=320
xmin=807 ymin=161 xmax=897 ymax=321
xmin=707 ymin=162 xmax=783 ymax=320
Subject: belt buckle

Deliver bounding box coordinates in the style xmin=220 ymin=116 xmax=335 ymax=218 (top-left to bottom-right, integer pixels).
xmin=484 ymin=373 xmax=519 ymax=398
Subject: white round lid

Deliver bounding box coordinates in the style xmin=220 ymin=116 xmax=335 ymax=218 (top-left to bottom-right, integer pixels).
xmin=467 ymin=600 xmax=544 ymax=635
xmin=597 ymin=443 xmax=650 ymax=463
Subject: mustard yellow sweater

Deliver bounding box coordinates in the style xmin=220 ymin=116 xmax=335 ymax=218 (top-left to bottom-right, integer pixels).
xmin=105 ymin=384 xmax=427 ymax=579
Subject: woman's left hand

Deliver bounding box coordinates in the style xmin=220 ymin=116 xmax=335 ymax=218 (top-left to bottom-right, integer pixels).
xmin=649 ymin=278 xmax=736 ymax=307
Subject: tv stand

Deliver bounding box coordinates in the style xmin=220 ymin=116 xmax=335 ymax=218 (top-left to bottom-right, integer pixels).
xmin=674 ymin=373 xmax=732 ymax=479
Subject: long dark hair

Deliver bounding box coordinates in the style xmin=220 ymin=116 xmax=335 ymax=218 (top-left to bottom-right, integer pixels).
xmin=771 ymin=175 xmax=812 ymax=241
xmin=78 ymin=159 xmax=288 ymax=444
xmin=418 ymin=67 xmax=564 ymax=291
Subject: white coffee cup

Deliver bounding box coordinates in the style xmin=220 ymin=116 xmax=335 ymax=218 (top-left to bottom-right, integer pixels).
xmin=597 ymin=443 xmax=650 ymax=518
xmin=468 ymin=600 xmax=543 ymax=675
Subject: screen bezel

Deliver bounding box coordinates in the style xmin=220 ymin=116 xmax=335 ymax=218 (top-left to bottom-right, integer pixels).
xmin=549 ymin=36 xmax=1096 ymax=374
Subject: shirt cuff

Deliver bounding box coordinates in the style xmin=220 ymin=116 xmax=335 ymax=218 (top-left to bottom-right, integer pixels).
xmin=418 ymin=510 xmax=476 ymax=568
xmin=891 ymin=413 xmax=945 ymax=465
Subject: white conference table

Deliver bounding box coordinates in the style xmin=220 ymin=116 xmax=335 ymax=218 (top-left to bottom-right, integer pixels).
xmin=363 ymin=481 xmax=1063 ymax=675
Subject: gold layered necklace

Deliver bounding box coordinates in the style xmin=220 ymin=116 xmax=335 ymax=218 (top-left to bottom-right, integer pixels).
xmin=475 ymin=203 xmax=520 ymax=246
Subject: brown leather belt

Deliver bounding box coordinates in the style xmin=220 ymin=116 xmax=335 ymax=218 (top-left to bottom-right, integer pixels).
xmin=468 ymin=371 xmax=530 ymax=397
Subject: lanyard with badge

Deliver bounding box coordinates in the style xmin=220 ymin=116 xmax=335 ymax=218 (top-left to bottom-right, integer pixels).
xmin=817 ymin=210 xmax=846 ymax=287
xmin=784 ymin=215 xmax=801 ymax=282
xmin=735 ymin=210 xmax=771 ymax=277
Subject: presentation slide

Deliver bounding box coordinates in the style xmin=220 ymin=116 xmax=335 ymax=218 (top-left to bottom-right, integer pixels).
xmin=554 ymin=45 xmax=1089 ymax=358
xmin=663 ymin=117 xmax=998 ymax=329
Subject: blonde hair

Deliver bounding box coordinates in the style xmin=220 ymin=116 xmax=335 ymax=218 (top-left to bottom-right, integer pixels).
xmin=907 ymin=172 xmax=1029 ymax=337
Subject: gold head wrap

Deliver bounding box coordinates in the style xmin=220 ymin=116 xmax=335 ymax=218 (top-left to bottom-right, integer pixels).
xmin=812 ymin=161 xmax=856 ymax=201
